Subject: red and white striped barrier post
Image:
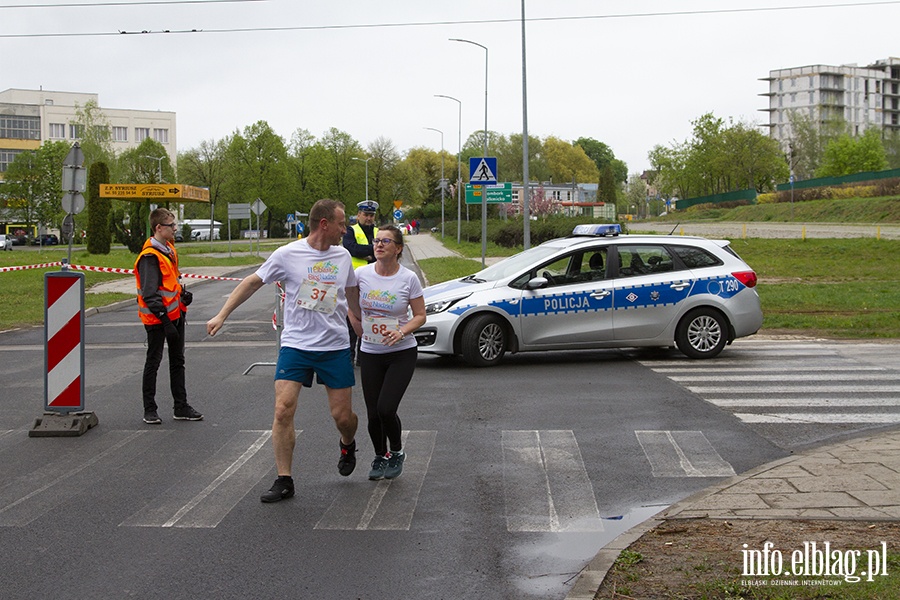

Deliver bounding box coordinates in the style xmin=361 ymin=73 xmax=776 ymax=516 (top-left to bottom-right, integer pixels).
xmin=30 ymin=266 xmax=98 ymax=437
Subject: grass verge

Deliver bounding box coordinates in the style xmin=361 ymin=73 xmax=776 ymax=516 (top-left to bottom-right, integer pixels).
xmin=0 ymin=243 xmax=266 ymax=331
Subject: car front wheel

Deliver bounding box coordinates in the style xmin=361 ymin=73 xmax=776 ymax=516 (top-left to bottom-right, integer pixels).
xmin=460 ymin=314 xmax=507 ymax=367
xmin=675 ymin=308 xmax=728 ymax=359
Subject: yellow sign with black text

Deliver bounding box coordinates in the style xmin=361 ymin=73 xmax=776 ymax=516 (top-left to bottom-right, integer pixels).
xmin=100 ymin=184 xmax=210 ymax=203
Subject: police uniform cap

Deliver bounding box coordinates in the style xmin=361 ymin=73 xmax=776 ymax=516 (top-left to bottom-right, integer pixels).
xmin=357 ymin=200 xmax=379 ymax=214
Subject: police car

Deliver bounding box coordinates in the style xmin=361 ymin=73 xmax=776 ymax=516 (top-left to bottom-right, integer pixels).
xmin=415 ymin=224 xmax=762 ymax=367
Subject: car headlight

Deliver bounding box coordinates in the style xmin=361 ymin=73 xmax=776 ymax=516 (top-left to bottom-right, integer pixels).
xmin=425 ymin=294 xmax=470 ymax=315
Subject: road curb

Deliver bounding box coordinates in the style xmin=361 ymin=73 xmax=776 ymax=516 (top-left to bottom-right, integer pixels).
xmin=565 ymin=514 xmax=665 ymax=600
xmin=566 ymin=425 xmax=900 ymax=598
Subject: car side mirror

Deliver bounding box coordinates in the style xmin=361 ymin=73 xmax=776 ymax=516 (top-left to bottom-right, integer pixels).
xmin=526 ymin=276 xmax=549 ymax=290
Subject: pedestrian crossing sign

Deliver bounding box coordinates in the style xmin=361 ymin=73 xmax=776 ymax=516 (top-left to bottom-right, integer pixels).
xmin=469 ymin=157 xmax=497 ymax=185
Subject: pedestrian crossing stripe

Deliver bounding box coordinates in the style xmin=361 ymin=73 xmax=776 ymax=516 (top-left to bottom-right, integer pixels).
xmin=469 ymin=157 xmax=497 ymax=183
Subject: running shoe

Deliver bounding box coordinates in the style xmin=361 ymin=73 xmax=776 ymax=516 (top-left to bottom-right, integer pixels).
xmin=384 ymin=451 xmax=405 ymax=479
xmin=368 ymin=455 xmax=389 ymax=480
xmin=143 ymin=410 xmax=161 ymax=425
xmin=338 ymin=439 xmax=357 ymax=476
xmin=173 ymin=405 xmax=203 ymax=421
xmin=260 ymin=477 xmax=294 ymax=503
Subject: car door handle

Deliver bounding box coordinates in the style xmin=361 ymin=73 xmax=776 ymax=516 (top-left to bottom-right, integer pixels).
xmin=591 ymin=290 xmax=611 ymax=299
xmin=670 ymin=282 xmax=690 ymax=291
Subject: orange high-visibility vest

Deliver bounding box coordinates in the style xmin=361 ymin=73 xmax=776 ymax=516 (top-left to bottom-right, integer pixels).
xmin=135 ymin=239 xmax=184 ymax=325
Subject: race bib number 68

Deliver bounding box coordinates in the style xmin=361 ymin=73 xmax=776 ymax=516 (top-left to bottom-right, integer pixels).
xmin=297 ymin=279 xmax=338 ymax=315
xmin=362 ymin=314 xmax=400 ymax=344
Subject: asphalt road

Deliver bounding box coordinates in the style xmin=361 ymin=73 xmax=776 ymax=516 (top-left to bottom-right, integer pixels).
xmin=1 ymin=270 xmax=898 ymax=599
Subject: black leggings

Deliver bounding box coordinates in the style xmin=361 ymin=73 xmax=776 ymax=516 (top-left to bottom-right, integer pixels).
xmin=359 ymin=347 xmax=417 ymax=456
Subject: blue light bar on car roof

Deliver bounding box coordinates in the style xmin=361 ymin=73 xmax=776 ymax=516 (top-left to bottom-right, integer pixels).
xmin=572 ymin=223 xmax=621 ymax=237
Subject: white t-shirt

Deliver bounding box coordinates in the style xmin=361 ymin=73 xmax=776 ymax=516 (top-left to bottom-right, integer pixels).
xmin=255 ymin=239 xmax=357 ymax=351
xmin=356 ymin=264 xmax=423 ymax=355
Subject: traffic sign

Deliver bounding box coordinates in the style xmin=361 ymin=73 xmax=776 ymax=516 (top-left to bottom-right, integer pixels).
xmin=61 ymin=214 xmax=75 ymax=241
xmin=99 ymin=184 xmax=210 ymax=202
xmin=286 ymin=213 xmax=295 ymax=223
xmin=61 ymin=192 xmax=85 ymax=215
xmin=393 ymin=200 xmax=403 ymax=210
xmin=465 ymin=183 xmax=512 ymax=204
xmin=251 ymin=198 xmax=267 ymax=215
xmin=469 ymin=157 xmax=497 ymax=185
xmin=393 ymin=209 xmax=403 ymax=220
xmin=228 ymin=203 xmax=252 ymax=220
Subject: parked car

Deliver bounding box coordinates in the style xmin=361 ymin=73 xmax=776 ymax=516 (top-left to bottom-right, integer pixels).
xmin=0 ymin=234 xmax=12 ymax=251
xmin=10 ymin=234 xmax=28 ymax=246
xmin=415 ymin=224 xmax=762 ymax=367
xmin=31 ymin=234 xmax=59 ymax=246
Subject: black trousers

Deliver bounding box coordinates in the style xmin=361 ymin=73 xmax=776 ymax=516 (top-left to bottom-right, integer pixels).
xmin=142 ymin=317 xmax=187 ymax=412
xmin=359 ymin=347 xmax=418 ymax=457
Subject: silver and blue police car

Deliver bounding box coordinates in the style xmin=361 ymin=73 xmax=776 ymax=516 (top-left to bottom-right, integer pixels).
xmin=414 ymin=224 xmax=762 ymax=367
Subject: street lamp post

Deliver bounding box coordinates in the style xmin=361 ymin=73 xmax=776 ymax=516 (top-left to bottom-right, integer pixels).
xmin=435 ymin=94 xmax=463 ymax=244
xmin=141 ymin=155 xmax=164 ymax=183
xmin=451 ymin=37 xmax=489 ymax=267
xmin=424 ymin=127 xmax=445 ymax=239
xmin=351 ymin=156 xmax=371 ymax=203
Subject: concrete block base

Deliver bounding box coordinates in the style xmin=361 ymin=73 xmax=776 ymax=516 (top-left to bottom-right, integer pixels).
xmin=29 ymin=412 xmax=99 ymax=437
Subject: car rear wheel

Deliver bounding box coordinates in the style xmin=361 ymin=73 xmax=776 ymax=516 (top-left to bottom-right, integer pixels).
xmin=675 ymin=308 xmax=728 ymax=359
xmin=460 ymin=314 xmax=507 ymax=367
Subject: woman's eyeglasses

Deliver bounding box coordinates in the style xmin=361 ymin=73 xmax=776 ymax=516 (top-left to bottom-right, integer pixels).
xmin=372 ymin=238 xmax=396 ymax=246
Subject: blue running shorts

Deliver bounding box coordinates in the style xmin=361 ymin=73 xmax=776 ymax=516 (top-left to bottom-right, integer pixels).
xmin=275 ymin=347 xmax=355 ymax=389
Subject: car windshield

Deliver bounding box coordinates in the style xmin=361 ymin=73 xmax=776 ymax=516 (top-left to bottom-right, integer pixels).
xmin=465 ymin=245 xmax=562 ymax=283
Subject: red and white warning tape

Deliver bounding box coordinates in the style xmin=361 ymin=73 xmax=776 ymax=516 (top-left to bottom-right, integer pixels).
xmin=0 ymin=262 xmax=63 ymax=272
xmin=0 ymin=262 xmax=244 ymax=281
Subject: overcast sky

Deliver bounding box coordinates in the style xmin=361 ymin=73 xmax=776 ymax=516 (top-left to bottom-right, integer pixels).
xmin=4 ymin=0 xmax=900 ymax=176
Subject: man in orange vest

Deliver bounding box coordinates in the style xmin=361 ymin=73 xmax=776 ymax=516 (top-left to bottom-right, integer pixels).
xmin=135 ymin=207 xmax=203 ymax=425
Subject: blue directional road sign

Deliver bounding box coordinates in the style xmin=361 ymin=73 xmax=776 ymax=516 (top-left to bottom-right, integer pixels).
xmin=393 ymin=209 xmax=403 ymax=220
xmin=469 ymin=157 xmax=497 ymax=186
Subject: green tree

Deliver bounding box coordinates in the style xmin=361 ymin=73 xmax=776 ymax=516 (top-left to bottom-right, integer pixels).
xmin=3 ymin=141 xmax=69 ymax=238
xmin=178 ymin=137 xmax=228 ymax=235
xmin=648 ymin=113 xmax=787 ymax=199
xmin=625 ymin=172 xmax=649 ymax=216
xmin=86 ymin=161 xmax=112 ymax=254
xmin=543 ymin=136 xmax=599 ymax=186
xmin=227 ymin=121 xmax=290 ymax=235
xmin=575 ymin=137 xmax=627 ymax=183
xmin=722 ymin=122 xmax=789 ymax=191
xmin=401 ymin=147 xmax=443 ymax=214
xmin=321 ymin=127 xmax=363 ymax=205
xmin=883 ymin=131 xmax=900 ymax=169
xmin=787 ymin=110 xmax=847 ymax=180
xmin=285 ymin=128 xmax=320 ymax=213
xmin=817 ymin=128 xmax=888 ymax=177
xmin=72 ymin=99 xmax=115 ymax=172
xmin=119 ymin=138 xmax=175 ymax=184
xmin=367 ymin=136 xmax=401 ymax=215
xmin=598 ymin=164 xmax=618 ymax=206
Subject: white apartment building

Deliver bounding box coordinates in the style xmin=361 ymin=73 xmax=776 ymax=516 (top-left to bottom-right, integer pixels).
xmin=0 ymin=88 xmax=176 ymax=175
xmin=761 ymin=58 xmax=900 ymax=151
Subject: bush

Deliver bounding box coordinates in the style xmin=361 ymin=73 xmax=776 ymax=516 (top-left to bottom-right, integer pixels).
xmin=447 ymin=216 xmax=627 ymax=248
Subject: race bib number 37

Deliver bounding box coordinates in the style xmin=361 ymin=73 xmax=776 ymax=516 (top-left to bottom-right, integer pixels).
xmin=297 ymin=279 xmax=338 ymax=315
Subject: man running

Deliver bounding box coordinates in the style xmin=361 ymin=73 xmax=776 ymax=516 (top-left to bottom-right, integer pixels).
xmin=207 ymin=199 xmax=362 ymax=503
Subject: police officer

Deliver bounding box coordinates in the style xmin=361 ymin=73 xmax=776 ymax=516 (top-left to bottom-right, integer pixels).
xmin=342 ymin=200 xmax=379 ymax=364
